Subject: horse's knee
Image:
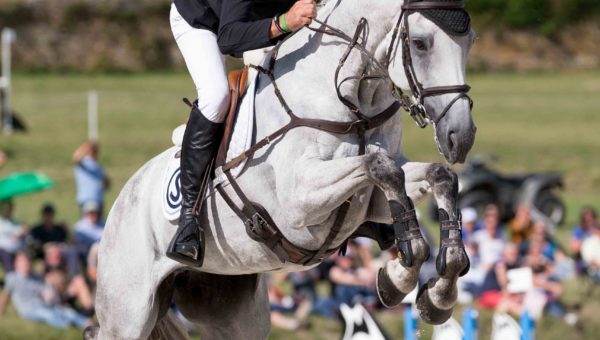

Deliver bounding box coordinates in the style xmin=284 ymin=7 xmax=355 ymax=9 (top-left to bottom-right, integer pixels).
xmin=427 ymin=163 xmax=458 ymax=214
xmin=426 ymin=162 xmax=455 ymax=185
xmin=365 ymin=152 xmax=404 ymax=192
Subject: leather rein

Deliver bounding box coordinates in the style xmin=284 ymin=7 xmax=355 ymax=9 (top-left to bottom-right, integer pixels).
xmin=215 ymin=0 xmax=472 ymax=266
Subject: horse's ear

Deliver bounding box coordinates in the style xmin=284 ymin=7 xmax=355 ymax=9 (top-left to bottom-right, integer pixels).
xmin=182 ymin=98 xmax=193 ymax=108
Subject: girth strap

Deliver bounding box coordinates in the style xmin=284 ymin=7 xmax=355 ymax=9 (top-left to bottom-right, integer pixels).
xmin=217 ymin=171 xmax=346 ymax=266
xmin=303 ymin=200 xmax=350 ymax=266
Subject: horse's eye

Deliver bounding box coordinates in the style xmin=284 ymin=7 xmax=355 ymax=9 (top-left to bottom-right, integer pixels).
xmin=412 ymin=39 xmax=427 ymax=51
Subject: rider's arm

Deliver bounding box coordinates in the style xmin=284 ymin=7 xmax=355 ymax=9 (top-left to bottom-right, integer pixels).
xmin=72 ymin=141 xmax=93 ymax=164
xmin=217 ymin=0 xmax=316 ymax=55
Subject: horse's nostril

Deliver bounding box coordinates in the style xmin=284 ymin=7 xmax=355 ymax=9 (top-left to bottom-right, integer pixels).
xmin=448 ymin=131 xmax=456 ymax=151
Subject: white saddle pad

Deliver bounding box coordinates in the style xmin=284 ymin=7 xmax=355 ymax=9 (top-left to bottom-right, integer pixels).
xmin=162 ymin=69 xmax=258 ymax=221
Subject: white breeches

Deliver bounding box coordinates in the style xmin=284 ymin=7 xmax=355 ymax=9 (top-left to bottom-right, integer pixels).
xmin=170 ymin=4 xmax=230 ymax=123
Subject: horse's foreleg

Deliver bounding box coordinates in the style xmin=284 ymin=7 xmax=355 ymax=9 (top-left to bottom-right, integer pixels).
xmin=412 ymin=163 xmax=470 ymax=325
xmin=362 ymin=153 xmax=430 ymax=307
xmin=286 ymin=155 xmax=374 ymax=227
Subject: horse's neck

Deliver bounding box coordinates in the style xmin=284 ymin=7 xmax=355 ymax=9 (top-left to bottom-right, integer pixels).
xmin=270 ymin=0 xmax=401 ymax=122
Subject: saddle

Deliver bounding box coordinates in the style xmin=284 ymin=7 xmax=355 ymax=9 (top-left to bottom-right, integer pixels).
xmin=216 ymin=67 xmax=250 ymax=167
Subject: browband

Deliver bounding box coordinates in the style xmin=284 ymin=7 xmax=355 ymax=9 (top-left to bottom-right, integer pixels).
xmin=402 ymin=1 xmax=465 ymax=10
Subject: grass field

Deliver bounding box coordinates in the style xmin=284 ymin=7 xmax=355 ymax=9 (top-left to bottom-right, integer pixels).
xmin=0 ymin=70 xmax=599 ymax=339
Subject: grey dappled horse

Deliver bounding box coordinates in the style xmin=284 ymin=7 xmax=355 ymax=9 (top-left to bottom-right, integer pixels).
xmin=86 ymin=0 xmax=476 ymax=339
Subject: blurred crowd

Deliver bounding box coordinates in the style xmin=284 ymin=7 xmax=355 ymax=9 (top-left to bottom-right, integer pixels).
xmin=0 ymin=140 xmax=599 ymax=332
xmin=0 ymin=141 xmax=107 ymax=329
xmin=265 ymin=204 xmax=600 ymax=331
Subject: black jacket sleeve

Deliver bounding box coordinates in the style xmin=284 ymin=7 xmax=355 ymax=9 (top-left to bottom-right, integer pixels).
xmin=217 ymin=0 xmax=279 ymax=56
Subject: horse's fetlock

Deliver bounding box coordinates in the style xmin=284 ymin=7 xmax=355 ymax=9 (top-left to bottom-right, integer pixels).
xmin=412 ymin=237 xmax=430 ymax=264
xmin=441 ymin=246 xmax=469 ymax=278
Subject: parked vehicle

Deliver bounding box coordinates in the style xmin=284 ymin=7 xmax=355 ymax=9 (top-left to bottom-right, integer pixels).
xmin=428 ymin=156 xmax=566 ymax=226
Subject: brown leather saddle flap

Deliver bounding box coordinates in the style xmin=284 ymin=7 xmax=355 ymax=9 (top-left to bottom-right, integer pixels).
xmin=216 ymin=67 xmax=250 ymax=167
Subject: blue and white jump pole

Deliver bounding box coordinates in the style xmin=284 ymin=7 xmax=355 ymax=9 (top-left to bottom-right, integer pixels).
xmin=520 ymin=310 xmax=535 ymax=340
xmin=403 ymin=305 xmax=419 ymax=340
xmin=462 ymin=307 xmax=479 ymax=340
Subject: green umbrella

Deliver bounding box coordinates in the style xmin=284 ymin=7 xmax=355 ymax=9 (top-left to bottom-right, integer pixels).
xmin=0 ymin=172 xmax=54 ymax=201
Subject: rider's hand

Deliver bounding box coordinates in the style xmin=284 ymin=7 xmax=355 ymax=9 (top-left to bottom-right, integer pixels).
xmin=285 ymin=0 xmax=317 ymax=31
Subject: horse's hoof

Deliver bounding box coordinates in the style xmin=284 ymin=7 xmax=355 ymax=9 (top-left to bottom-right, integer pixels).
xmin=376 ymin=266 xmax=408 ymax=308
xmin=416 ymin=281 xmax=453 ymax=325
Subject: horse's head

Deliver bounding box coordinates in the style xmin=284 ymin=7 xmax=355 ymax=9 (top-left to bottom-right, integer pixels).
xmin=386 ymin=0 xmax=476 ymax=164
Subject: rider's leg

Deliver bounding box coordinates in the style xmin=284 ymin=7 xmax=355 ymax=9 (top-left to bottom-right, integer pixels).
xmin=167 ymin=4 xmax=229 ymax=266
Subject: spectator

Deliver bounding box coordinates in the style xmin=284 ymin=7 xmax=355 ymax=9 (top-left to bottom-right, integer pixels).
xmin=461 ymin=207 xmax=478 ymax=246
xmin=570 ymin=207 xmax=598 ymax=273
xmin=509 ymin=204 xmax=533 ymax=244
xmin=524 ymin=221 xmax=574 ymax=281
xmin=457 ymin=207 xmax=482 ymax=303
xmin=0 ymin=252 xmax=91 ymax=329
xmin=328 ymin=243 xmax=377 ymax=308
xmin=42 ymin=243 xmax=94 ymax=314
xmin=478 ymin=243 xmax=525 ymax=315
xmin=581 ymin=223 xmax=600 ymax=281
xmin=0 ymin=200 xmax=27 ymax=272
xmin=472 ymin=204 xmax=505 ymax=272
xmin=523 ymin=238 xmax=568 ymax=318
xmin=268 ymin=273 xmax=312 ymax=331
xmin=73 ymin=141 xmax=110 ymax=217
xmin=86 ymin=242 xmax=100 ymax=285
xmin=74 ymin=201 xmax=105 ymax=259
xmin=29 ymin=204 xmax=69 ymax=258
xmin=475 ymin=204 xmax=503 ymax=230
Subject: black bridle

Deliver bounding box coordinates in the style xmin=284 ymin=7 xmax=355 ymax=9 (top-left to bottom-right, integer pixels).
xmin=385 ymin=0 xmax=473 ymax=128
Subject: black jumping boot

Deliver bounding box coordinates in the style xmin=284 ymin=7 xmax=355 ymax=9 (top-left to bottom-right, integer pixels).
xmin=167 ymin=104 xmax=223 ymax=267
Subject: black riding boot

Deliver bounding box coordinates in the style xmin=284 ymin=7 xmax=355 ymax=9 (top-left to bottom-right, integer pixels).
xmin=167 ymin=104 xmax=223 ymax=267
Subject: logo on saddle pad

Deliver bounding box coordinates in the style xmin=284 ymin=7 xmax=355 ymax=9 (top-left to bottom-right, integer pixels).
xmin=162 ymin=147 xmax=183 ymax=221
xmin=166 ymin=168 xmax=182 ymax=209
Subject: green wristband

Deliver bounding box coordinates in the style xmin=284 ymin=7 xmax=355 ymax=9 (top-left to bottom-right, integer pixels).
xmin=280 ymin=14 xmax=292 ymax=33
